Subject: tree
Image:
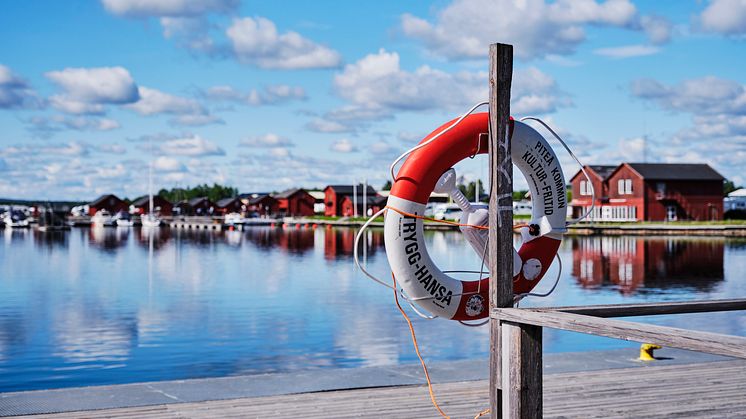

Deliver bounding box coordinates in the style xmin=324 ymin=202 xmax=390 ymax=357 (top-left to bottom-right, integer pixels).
xmin=158 ymin=183 xmax=238 ymax=203
xmin=512 ymin=190 xmax=528 ymax=201
xmin=381 ymin=180 xmax=392 ymax=191
xmin=456 ymin=181 xmax=485 ymax=202
xmin=724 ymin=179 xmax=740 ymax=196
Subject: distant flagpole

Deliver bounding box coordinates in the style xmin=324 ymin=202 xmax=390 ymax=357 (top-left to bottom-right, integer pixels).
xmin=353 ymin=181 xmax=357 ymax=218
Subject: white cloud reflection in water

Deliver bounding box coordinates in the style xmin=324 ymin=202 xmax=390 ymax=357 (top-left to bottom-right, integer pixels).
xmin=0 ymin=227 xmax=744 ymax=391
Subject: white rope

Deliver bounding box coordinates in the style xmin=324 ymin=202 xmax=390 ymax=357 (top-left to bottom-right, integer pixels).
xmin=519 ymin=117 xmax=595 ymax=225
xmin=352 ymin=207 xmax=439 ymax=319
xmin=353 ymin=108 xmax=590 ymax=320
xmin=514 ymin=253 xmax=563 ymax=304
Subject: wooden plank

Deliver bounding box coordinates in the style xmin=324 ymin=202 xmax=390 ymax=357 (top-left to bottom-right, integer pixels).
xmin=14 ymin=360 xmax=746 ymax=419
xmin=501 ymin=321 xmax=542 ymax=419
xmin=493 ymin=308 xmax=746 ymax=358
xmin=540 ymin=298 xmax=746 ymax=318
xmin=488 ymin=42 xmax=513 ymax=419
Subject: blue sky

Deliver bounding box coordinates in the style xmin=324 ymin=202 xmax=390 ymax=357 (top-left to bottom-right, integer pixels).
xmin=1 ymin=0 xmax=745 ymax=200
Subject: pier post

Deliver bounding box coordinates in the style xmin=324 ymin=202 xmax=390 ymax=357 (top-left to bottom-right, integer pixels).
xmin=488 ymin=43 xmax=514 ymax=418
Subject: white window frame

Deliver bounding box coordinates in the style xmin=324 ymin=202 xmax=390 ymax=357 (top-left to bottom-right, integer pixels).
xmin=625 ymin=179 xmax=633 ymax=195
xmin=618 ymin=179 xmax=625 ymax=195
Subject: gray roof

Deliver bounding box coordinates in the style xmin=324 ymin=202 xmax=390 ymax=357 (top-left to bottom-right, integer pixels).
xmin=273 ymin=188 xmax=309 ymax=199
xmin=588 ymin=165 xmax=616 ymax=180
xmin=216 ymin=197 xmax=240 ymax=207
xmin=187 ymin=197 xmax=213 ymax=206
xmin=248 ymin=194 xmax=276 ymax=205
xmin=326 ymin=184 xmax=378 ymax=195
xmin=626 ymin=163 xmax=724 ymax=181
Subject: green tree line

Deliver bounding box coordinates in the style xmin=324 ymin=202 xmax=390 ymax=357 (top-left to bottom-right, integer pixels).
xmin=157 ymin=183 xmax=238 ymax=203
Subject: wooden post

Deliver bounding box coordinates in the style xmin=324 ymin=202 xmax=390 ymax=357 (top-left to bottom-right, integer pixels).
xmin=501 ymin=322 xmax=542 ymax=418
xmin=488 ymin=43 xmax=513 ymax=418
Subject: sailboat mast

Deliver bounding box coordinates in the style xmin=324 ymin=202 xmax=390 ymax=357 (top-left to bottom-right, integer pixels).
xmin=148 ymin=136 xmax=154 ymax=214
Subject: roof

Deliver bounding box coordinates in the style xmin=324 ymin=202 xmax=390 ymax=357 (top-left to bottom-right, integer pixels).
xmin=238 ymin=192 xmax=270 ymax=199
xmin=308 ymin=191 xmax=325 ymax=200
xmin=131 ymin=195 xmax=171 ymax=206
xmin=588 ymin=165 xmax=616 ymax=180
xmin=273 ymin=188 xmax=310 ymax=199
xmin=248 ymin=194 xmax=277 ymax=205
xmin=188 ymin=196 xmax=213 ymax=206
xmin=89 ymin=194 xmax=122 ymax=206
xmin=729 ymin=188 xmax=746 ymax=197
xmin=325 ymin=184 xmax=378 ymax=195
xmin=570 ymin=165 xmax=616 ymax=182
xmin=216 ymin=197 xmax=240 ymax=207
xmin=625 ymin=163 xmax=724 ymax=181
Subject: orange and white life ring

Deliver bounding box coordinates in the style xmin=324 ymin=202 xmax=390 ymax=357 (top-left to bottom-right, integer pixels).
xmin=384 ymin=112 xmax=567 ymax=320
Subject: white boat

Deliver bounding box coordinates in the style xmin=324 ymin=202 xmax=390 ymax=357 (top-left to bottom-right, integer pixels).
xmin=224 ymin=212 xmax=245 ymax=226
xmin=114 ymin=211 xmax=135 ymax=227
xmin=141 ymin=213 xmax=161 ymax=228
xmin=141 ymin=146 xmax=162 ymax=228
xmin=91 ymin=209 xmax=115 ymax=227
xmin=2 ymin=209 xmax=30 ymax=228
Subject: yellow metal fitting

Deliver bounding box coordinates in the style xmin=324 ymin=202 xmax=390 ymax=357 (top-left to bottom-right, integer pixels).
xmin=639 ymin=343 xmax=662 ymax=361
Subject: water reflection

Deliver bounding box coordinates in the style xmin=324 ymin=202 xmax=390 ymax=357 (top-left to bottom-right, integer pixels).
xmin=88 ymin=226 xmax=130 ymax=252
xmin=571 ymin=236 xmax=724 ymax=294
xmin=0 ymin=227 xmax=744 ymax=392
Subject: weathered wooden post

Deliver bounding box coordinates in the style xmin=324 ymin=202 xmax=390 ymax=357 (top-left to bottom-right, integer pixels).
xmin=488 ymin=42 xmax=514 ymax=419
xmin=488 ymin=42 xmax=543 ymax=419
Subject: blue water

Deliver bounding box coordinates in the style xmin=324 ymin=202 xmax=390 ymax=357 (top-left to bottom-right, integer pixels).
xmin=0 ymin=227 xmax=744 ymax=392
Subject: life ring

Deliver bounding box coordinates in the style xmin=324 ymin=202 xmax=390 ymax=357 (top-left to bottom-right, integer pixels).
xmin=384 ymin=112 xmax=567 ymax=320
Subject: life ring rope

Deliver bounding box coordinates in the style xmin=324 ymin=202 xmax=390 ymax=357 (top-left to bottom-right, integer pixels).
xmin=354 ymin=103 xmax=595 ymax=322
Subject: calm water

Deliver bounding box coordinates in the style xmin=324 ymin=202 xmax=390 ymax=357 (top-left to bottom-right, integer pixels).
xmin=1 ymin=226 xmax=745 ymax=392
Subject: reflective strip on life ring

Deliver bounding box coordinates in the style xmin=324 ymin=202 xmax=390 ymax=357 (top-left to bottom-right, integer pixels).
xmin=384 ymin=112 xmax=567 ymax=320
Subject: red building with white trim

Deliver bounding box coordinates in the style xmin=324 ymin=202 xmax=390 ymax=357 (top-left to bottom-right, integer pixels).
xmin=570 ymin=163 xmax=724 ymax=222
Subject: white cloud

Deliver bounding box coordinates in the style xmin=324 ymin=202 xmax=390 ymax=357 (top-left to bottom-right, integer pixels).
xmin=397 ymin=131 xmax=425 ymax=143
xmin=170 ymin=114 xmax=223 ymax=126
xmin=630 ymin=75 xmax=746 ymax=183
xmin=26 ymin=115 xmax=120 ymax=137
xmin=699 ymin=0 xmax=746 ymax=35
xmin=399 ymin=0 xmax=652 ymax=60
xmin=240 ymin=133 xmax=294 ymax=148
xmin=97 ymin=144 xmax=127 ymax=154
xmin=97 ymin=164 xmax=127 ymax=178
xmin=48 ymin=95 xmax=105 ymax=115
xmin=205 ymin=84 xmax=306 ymax=105
xmin=153 ymin=156 xmax=185 ymax=171
xmin=126 ymin=86 xmax=202 ymax=115
xmin=330 ymin=138 xmax=358 ymax=153
xmin=331 ymin=49 xmax=566 ymax=118
xmin=369 ymin=140 xmax=397 ymax=156
xmin=631 ymin=76 xmax=746 ymax=115
xmin=226 ymin=17 xmax=342 ymax=69
xmin=0 ymin=64 xmax=43 ymax=109
xmin=45 ymin=66 xmax=140 ymax=105
xmin=594 ymin=44 xmax=660 ymax=58
xmin=101 ymin=0 xmax=237 ymax=17
xmin=268 ymin=147 xmax=291 ymax=158
xmin=640 ymin=15 xmax=672 ymax=44
xmin=159 ymin=134 xmax=225 ymax=156
xmin=306 ymin=118 xmax=354 ymax=133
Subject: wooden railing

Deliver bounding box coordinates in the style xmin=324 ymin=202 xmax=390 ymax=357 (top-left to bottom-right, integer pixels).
xmin=489 ymin=299 xmax=746 ymax=418
xmin=484 ymin=42 xmax=746 ymax=418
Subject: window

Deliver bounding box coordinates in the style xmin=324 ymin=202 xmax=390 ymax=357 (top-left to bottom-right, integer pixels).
xmin=625 ymin=179 xmax=633 ymax=194
xmin=579 ymin=180 xmax=591 ymax=196
xmin=618 ymin=179 xmax=625 ymax=194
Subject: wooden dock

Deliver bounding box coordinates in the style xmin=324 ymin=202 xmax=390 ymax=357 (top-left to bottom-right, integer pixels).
xmin=9 ymin=359 xmax=745 ymax=418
